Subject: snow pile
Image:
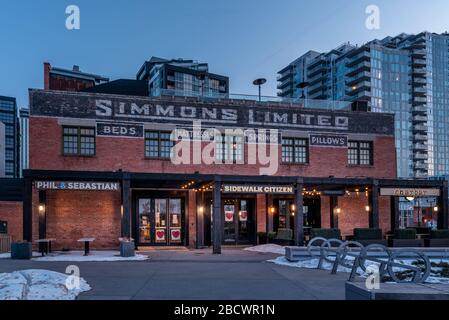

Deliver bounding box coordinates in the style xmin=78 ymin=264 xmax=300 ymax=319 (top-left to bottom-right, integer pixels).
xmin=34 ymin=251 xmax=149 ymax=262
xmin=244 ymin=244 xmax=286 ymax=255
xmin=268 ymin=256 xmax=362 ymax=273
xmin=0 ymin=269 xmax=91 ymax=300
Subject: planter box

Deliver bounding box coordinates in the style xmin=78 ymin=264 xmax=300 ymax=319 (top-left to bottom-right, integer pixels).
xmin=270 ymin=239 xmax=293 ymax=246
xmin=11 ymin=242 xmax=32 ymax=260
xmin=425 ymin=239 xmax=449 ymax=248
xmin=389 ymin=239 xmax=424 ymax=248
xmin=257 ymin=234 xmax=267 ymax=245
xmin=356 ymin=239 xmax=388 ymax=247
xmin=120 ymin=241 xmax=135 ymax=257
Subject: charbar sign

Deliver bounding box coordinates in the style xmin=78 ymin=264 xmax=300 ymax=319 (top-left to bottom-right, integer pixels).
xmin=380 ymin=188 xmax=441 ymax=197
xmin=29 ymin=91 xmax=395 ymax=135
xmin=223 ymin=184 xmax=294 ymax=194
xmin=35 ymin=181 xmax=120 ymax=191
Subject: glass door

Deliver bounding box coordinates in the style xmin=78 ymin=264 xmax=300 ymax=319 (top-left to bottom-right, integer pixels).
xmin=223 ymin=201 xmax=236 ymax=243
xmin=138 ymin=198 xmax=152 ymax=244
xmin=238 ymin=200 xmax=250 ymax=242
xmin=169 ymin=199 xmax=182 ymax=245
xmin=155 ymin=199 xmax=168 ymax=244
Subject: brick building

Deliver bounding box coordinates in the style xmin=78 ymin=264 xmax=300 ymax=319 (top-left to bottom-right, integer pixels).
xmin=2 ymin=88 xmax=447 ymax=252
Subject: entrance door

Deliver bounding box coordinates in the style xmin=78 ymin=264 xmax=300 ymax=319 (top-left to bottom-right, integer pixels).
xmin=222 ymin=199 xmax=255 ymax=244
xmin=138 ymin=197 xmax=184 ymax=246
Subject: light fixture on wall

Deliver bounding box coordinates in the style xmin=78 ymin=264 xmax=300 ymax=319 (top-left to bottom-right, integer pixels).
xmin=290 ymin=204 xmax=296 ymax=212
xmin=433 ymin=206 xmax=439 ymax=212
xmin=335 ymin=207 xmax=341 ymax=215
xmin=270 ymin=206 xmax=275 ymax=214
xmin=365 ymin=205 xmax=370 ymax=212
xmin=406 ymin=196 xmax=415 ymax=202
xmin=38 ymin=205 xmax=45 ymax=213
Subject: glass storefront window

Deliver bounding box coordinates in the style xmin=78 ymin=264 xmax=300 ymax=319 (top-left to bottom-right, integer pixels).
xmin=138 ymin=199 xmax=151 ymax=243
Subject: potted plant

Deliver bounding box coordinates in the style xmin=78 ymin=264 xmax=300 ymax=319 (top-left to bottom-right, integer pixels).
xmin=11 ymin=241 xmax=32 ymax=260
xmin=353 ymin=228 xmax=387 ymax=246
xmin=425 ymin=230 xmax=449 ymax=247
xmin=390 ymin=229 xmax=423 ymax=247
xmin=119 ymin=237 xmax=135 ymax=257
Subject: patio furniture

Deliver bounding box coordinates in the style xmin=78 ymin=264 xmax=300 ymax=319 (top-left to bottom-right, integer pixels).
xmin=389 ymin=229 xmax=424 ymax=247
xmin=425 ymin=230 xmax=449 ymax=248
xmin=353 ymin=228 xmax=387 ymax=246
xmin=77 ymin=238 xmax=95 ymax=256
xmin=35 ymin=238 xmax=56 ymax=256
xmin=310 ymin=228 xmax=342 ymax=245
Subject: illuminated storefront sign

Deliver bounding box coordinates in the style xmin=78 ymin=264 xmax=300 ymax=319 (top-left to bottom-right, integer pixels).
xmin=35 ymin=181 xmax=120 ymax=191
xmin=380 ymin=188 xmax=440 ymax=197
xmin=223 ymin=184 xmax=294 ymax=194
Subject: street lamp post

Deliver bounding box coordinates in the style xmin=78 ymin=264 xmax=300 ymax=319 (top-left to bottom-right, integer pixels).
xmin=296 ymin=81 xmax=309 ymax=107
xmin=253 ymin=78 xmax=267 ymax=102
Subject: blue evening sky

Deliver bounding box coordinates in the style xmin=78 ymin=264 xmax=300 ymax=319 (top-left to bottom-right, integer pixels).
xmin=1 ymin=0 xmax=449 ymax=107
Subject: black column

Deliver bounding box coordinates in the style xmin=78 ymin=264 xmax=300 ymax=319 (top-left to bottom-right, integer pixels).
xmin=390 ymin=196 xmax=400 ymax=231
xmin=23 ymin=178 xmax=33 ymax=242
xmin=329 ymin=196 xmax=339 ymax=229
xmin=213 ymin=177 xmax=222 ymax=254
xmin=369 ymin=180 xmax=380 ymax=229
xmin=438 ymin=180 xmax=449 ymax=229
xmin=294 ymin=178 xmax=304 ymax=246
xmin=38 ymin=190 xmax=46 ymax=240
xmin=121 ymin=177 xmax=131 ymax=239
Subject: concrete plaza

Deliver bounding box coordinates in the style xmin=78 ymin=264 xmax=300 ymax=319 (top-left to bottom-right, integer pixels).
xmin=0 ymin=248 xmax=348 ymax=300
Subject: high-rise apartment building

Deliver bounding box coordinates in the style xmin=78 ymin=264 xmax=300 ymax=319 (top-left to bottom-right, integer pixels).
xmin=0 ymin=96 xmax=18 ymax=177
xmin=278 ymin=32 xmax=449 ymax=179
xmin=137 ymin=57 xmax=229 ymax=98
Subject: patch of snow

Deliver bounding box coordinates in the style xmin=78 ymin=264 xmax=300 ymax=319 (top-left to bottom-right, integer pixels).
xmin=33 ymin=250 xmax=149 ymax=262
xmin=0 ymin=269 xmax=90 ymax=300
xmin=244 ymin=244 xmax=285 ymax=255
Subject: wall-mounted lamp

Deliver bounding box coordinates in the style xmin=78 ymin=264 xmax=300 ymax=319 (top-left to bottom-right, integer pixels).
xmin=290 ymin=204 xmax=296 ymax=212
xmin=433 ymin=206 xmax=439 ymax=212
xmin=38 ymin=205 xmax=45 ymax=213
xmin=365 ymin=205 xmax=370 ymax=212
xmin=270 ymin=206 xmax=275 ymax=214
xmin=406 ymin=196 xmax=415 ymax=202
xmin=198 ymin=206 xmax=204 ymax=214
xmin=335 ymin=207 xmax=341 ymax=215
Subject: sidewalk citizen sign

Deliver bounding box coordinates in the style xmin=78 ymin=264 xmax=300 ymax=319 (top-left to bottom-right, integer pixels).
xmin=380 ymin=188 xmax=441 ymax=197
xmin=35 ymin=181 xmax=120 ymax=191
xmin=309 ymin=134 xmax=348 ymax=147
xmin=223 ymin=184 xmax=294 ymax=194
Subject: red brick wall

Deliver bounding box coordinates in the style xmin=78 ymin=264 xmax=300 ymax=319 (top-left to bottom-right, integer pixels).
xmin=0 ymin=201 xmax=23 ymax=242
xmin=318 ymin=195 xmax=391 ymax=237
xmin=44 ymin=190 xmax=121 ymax=250
xmin=256 ymin=194 xmax=266 ymax=233
xmin=29 ymin=117 xmax=397 ymax=180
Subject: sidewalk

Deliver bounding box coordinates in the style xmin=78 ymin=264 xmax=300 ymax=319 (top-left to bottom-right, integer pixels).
xmin=0 ymin=248 xmax=348 ymax=300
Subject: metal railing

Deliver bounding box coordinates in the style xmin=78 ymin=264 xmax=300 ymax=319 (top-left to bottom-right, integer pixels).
xmin=153 ymin=88 xmax=353 ymax=111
